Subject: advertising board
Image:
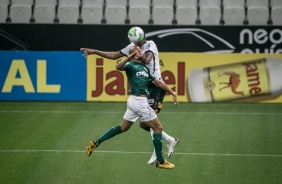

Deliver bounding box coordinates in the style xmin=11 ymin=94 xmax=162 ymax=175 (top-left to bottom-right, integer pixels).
xmin=87 ymin=53 xmax=282 ymax=103
xmin=0 ymin=51 xmax=86 ymax=101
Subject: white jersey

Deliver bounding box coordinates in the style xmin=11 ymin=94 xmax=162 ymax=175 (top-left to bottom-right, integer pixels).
xmin=120 ymin=41 xmax=163 ymax=81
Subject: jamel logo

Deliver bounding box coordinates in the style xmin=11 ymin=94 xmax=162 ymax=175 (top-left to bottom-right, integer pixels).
xmin=90 ymin=59 xmax=186 ymax=97
xmin=218 ymin=71 xmax=244 ymax=96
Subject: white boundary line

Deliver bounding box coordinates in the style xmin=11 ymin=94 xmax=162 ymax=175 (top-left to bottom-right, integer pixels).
xmin=0 ymin=150 xmax=281 ymax=157
xmin=0 ymin=110 xmax=282 ymax=115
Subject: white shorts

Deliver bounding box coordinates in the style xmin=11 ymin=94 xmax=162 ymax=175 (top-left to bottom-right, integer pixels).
xmin=123 ymin=95 xmax=157 ymax=122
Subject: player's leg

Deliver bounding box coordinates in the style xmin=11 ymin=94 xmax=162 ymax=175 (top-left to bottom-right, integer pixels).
xmin=146 ymin=119 xmax=179 ymax=164
xmin=97 ymin=118 xmax=133 ymax=145
xmin=150 ymin=126 xmax=179 ymax=158
xmin=139 ymin=108 xmax=172 ymax=140
xmin=137 ymin=100 xmax=175 ymax=169
xmin=86 ymin=99 xmax=138 ymax=157
xmin=85 ymin=120 xmax=131 ymax=157
xmin=145 ymin=117 xmax=163 ymax=163
xmin=146 ymin=84 xmax=179 ymax=163
xmin=148 ymin=85 xmax=178 ymax=145
xmin=135 ymin=97 xmax=164 ymax=164
xmin=145 ymin=117 xmax=175 ymax=169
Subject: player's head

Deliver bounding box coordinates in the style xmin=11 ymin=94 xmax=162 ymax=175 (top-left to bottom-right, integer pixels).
xmin=130 ymin=46 xmax=141 ymax=53
xmin=128 ymin=27 xmax=145 ymax=45
xmin=130 ymin=46 xmax=142 ymax=61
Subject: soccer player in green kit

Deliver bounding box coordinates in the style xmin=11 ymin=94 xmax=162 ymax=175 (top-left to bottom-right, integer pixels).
xmin=86 ymin=46 xmax=178 ymax=169
xmin=81 ymin=27 xmax=179 ymax=165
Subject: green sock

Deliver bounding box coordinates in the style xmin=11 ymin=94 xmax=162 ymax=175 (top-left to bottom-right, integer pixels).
xmin=97 ymin=126 xmax=122 ymax=144
xmin=153 ymin=133 xmax=164 ymax=163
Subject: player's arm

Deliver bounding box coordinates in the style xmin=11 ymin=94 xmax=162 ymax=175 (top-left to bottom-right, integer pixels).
xmin=153 ymin=79 xmax=178 ymax=106
xmin=80 ymin=48 xmax=123 ymax=59
xmin=141 ymin=51 xmax=154 ymax=64
xmin=116 ymin=52 xmax=137 ymax=71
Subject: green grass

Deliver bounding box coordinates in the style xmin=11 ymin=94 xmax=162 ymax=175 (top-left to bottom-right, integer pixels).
xmin=0 ymin=102 xmax=282 ymax=184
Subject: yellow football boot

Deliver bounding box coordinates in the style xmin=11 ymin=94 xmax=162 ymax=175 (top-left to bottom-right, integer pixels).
xmin=86 ymin=140 xmax=98 ymax=157
xmin=156 ymin=159 xmax=175 ymax=169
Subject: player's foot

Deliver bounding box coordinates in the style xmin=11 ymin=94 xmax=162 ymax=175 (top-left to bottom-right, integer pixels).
xmin=156 ymin=159 xmax=175 ymax=169
xmin=147 ymin=150 xmax=157 ymax=165
xmin=86 ymin=140 xmax=98 ymax=157
xmin=147 ymin=150 xmax=164 ymax=165
xmin=167 ymin=138 xmax=179 ymax=158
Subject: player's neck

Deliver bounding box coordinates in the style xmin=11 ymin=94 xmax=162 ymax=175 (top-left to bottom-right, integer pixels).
xmin=138 ymin=40 xmax=146 ymax=47
xmin=132 ymin=59 xmax=141 ymax=63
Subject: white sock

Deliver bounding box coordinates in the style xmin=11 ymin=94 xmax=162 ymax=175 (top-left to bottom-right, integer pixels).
xmin=162 ymin=131 xmax=174 ymax=143
xmin=150 ymin=128 xmax=154 ymax=138
xmin=150 ymin=128 xmax=173 ymax=143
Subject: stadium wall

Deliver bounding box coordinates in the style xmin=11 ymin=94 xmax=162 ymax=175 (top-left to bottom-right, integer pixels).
xmin=0 ymin=24 xmax=281 ymax=53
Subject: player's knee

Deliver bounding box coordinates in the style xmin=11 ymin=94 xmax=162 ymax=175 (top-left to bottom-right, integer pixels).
xmin=141 ymin=126 xmax=151 ymax=131
xmin=139 ymin=121 xmax=147 ymax=128
xmin=121 ymin=126 xmax=128 ymax=132
xmin=120 ymin=120 xmax=133 ymax=132
xmin=154 ymin=124 xmax=163 ymax=134
xmin=139 ymin=121 xmax=150 ymax=131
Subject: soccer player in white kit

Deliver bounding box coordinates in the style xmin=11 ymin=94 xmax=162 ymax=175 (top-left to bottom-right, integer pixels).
xmin=81 ymin=27 xmax=179 ymax=164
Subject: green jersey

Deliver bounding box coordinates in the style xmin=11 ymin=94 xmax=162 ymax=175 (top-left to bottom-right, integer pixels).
xmin=124 ymin=61 xmax=155 ymax=96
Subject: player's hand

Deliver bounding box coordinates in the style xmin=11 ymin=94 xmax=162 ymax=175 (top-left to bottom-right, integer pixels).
xmin=80 ymin=48 xmax=95 ymax=57
xmin=127 ymin=52 xmax=137 ymax=59
xmin=172 ymin=92 xmax=179 ymax=106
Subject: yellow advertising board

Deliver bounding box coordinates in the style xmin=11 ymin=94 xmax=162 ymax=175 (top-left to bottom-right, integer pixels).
xmin=87 ymin=53 xmax=282 ymax=103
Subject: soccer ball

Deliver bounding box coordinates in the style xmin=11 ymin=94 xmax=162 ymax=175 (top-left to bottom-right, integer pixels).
xmin=128 ymin=27 xmax=144 ymax=43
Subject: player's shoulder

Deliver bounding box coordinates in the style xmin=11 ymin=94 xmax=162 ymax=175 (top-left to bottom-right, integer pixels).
xmin=145 ymin=40 xmax=156 ymax=45
xmin=143 ymin=40 xmax=158 ymax=52
xmin=145 ymin=40 xmax=158 ymax=49
xmin=125 ymin=42 xmax=135 ymax=49
xmin=120 ymin=42 xmax=135 ymax=56
xmin=124 ymin=61 xmax=131 ymax=68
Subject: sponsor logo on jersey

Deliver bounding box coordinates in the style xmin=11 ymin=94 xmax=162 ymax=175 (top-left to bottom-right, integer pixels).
xmin=136 ymin=71 xmax=148 ymax=78
xmin=148 ymin=99 xmax=154 ymax=104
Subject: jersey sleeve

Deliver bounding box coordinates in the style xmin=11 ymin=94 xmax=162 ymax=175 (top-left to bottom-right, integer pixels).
xmin=149 ymin=73 xmax=155 ymax=82
xmin=124 ymin=62 xmax=130 ymax=70
xmin=147 ymin=67 xmax=155 ymax=82
xmin=120 ymin=43 xmax=135 ymax=56
xmin=144 ymin=41 xmax=158 ymax=56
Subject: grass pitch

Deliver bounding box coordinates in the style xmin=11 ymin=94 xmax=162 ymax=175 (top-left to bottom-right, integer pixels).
xmin=0 ymin=102 xmax=282 ymax=184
